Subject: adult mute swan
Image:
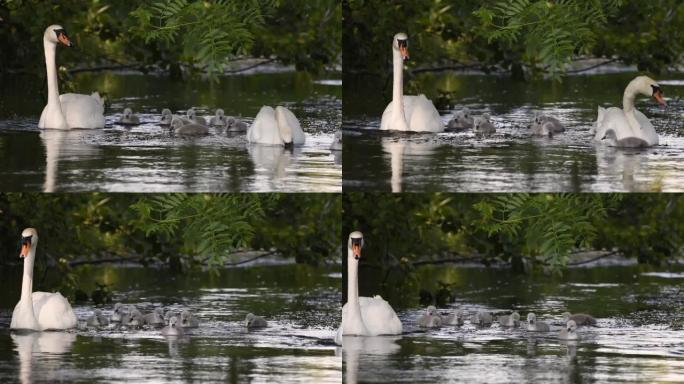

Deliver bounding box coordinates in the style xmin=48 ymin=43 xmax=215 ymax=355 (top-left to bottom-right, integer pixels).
xmin=593 ymin=76 xmax=666 ymax=147
xmin=335 ymin=231 xmax=402 ymax=345
xmin=10 ymin=228 xmax=78 ymax=331
xmin=380 ymin=33 xmax=443 ymax=132
xmin=38 ymin=25 xmax=105 ymax=130
xmin=247 ymin=106 xmax=306 ymax=146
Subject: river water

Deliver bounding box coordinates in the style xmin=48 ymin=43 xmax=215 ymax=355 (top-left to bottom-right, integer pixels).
xmin=343 ymin=72 xmax=684 ymax=192
xmin=341 ymin=263 xmax=684 ymax=383
xmin=0 ymin=263 xmax=342 ymax=383
xmin=0 ymin=72 xmax=341 ymax=192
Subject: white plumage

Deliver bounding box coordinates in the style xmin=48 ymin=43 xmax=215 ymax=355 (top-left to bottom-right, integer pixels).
xmin=38 ymin=25 xmax=105 ymax=129
xmin=335 ymin=231 xmax=402 ymax=345
xmin=247 ymin=106 xmax=306 ymax=145
xmin=10 ymin=228 xmax=77 ymax=331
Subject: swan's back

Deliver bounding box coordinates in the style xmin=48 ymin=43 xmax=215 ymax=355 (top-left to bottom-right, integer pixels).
xmin=31 ymin=291 xmax=77 ymax=330
xmin=380 ymin=95 xmax=444 ymax=132
xmin=357 ymin=295 xmax=402 ymax=335
xmin=60 ymin=93 xmax=105 ymax=129
xmin=595 ymin=106 xmax=658 ymax=147
xmin=248 ymin=106 xmax=282 ymax=145
xmin=406 ymin=95 xmax=444 ymax=132
xmin=275 ymin=106 xmax=306 ymax=145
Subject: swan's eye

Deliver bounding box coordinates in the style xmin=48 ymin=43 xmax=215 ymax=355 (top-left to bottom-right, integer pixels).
xmin=351 ymin=237 xmax=364 ymax=248
xmin=397 ymin=39 xmax=408 ymax=48
xmin=21 ymin=235 xmax=32 ymax=245
xmin=651 ymin=85 xmax=661 ymax=95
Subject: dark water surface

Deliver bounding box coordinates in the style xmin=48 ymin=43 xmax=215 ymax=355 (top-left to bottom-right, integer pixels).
xmin=0 ymin=72 xmax=341 ymax=192
xmin=342 ymin=263 xmax=684 ymax=383
xmin=343 ymin=72 xmax=684 ymax=192
xmin=0 ymin=263 xmax=341 ymax=383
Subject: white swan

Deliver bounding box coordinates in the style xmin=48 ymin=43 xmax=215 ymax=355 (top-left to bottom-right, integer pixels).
xmin=335 ymin=231 xmax=402 ymax=345
xmin=593 ymin=76 xmax=665 ymax=147
xmin=10 ymin=228 xmax=78 ymax=331
xmin=38 ymin=25 xmax=105 ymax=130
xmin=380 ymin=33 xmax=443 ymax=132
xmin=247 ymin=106 xmax=306 ymax=145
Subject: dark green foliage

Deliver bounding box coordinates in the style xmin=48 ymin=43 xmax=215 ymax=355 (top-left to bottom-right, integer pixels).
xmin=343 ymin=193 xmax=684 ymax=276
xmin=0 ymin=0 xmax=340 ymax=80
xmin=0 ymin=193 xmax=341 ymax=296
xmin=344 ymin=0 xmax=684 ymax=80
xmin=91 ymin=282 xmax=113 ymax=305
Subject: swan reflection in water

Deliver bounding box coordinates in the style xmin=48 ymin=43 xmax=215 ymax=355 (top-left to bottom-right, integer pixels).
xmin=381 ymin=136 xmax=438 ymax=192
xmin=11 ymin=331 xmax=76 ymax=384
xmin=594 ymin=145 xmax=655 ymax=191
xmin=339 ymin=335 xmax=401 ymax=384
xmin=248 ymin=144 xmax=301 ymax=187
xmin=40 ymin=129 xmax=100 ymax=192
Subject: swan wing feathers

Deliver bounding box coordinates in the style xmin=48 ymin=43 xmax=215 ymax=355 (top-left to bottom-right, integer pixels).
xmin=59 ymin=93 xmax=105 ymax=129
xmin=276 ymin=106 xmax=306 ymax=145
xmin=32 ymin=291 xmax=77 ymax=330
xmin=380 ymin=102 xmax=395 ymax=131
xmin=11 ymin=299 xmax=40 ymax=330
xmin=381 ymin=96 xmax=443 ymax=132
xmin=634 ymin=109 xmax=659 ymax=146
xmin=248 ymin=106 xmax=280 ymax=145
xmin=406 ymin=95 xmax=444 ymax=133
xmin=358 ymin=295 xmax=402 ymax=335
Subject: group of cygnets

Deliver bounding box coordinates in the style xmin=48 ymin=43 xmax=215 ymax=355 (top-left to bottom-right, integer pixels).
xmin=82 ymin=302 xmax=268 ymax=337
xmin=447 ymin=108 xmax=565 ymax=137
xmin=115 ymin=106 xmax=343 ymax=151
xmin=117 ymin=107 xmax=247 ymax=136
xmin=418 ymin=306 xmax=596 ymax=340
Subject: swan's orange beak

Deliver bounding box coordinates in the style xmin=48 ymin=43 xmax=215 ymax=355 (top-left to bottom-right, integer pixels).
xmin=20 ymin=243 xmax=30 ymax=258
xmin=352 ymin=243 xmax=361 ymax=260
xmin=57 ymin=31 xmax=73 ymax=47
xmin=400 ymin=45 xmax=410 ymax=60
xmin=653 ymin=88 xmax=666 ymax=107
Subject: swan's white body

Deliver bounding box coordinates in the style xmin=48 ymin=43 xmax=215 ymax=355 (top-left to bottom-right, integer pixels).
xmin=38 ymin=25 xmax=104 ymax=130
xmin=380 ymin=33 xmax=443 ymax=133
xmin=10 ymin=228 xmax=77 ymax=331
xmin=593 ymin=76 xmax=665 ymax=147
xmin=247 ymin=106 xmax=305 ymax=146
xmin=335 ymin=232 xmax=402 ymax=345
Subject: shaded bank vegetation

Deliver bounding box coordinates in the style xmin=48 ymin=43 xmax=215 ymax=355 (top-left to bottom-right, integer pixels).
xmin=343 ymin=0 xmax=684 ymax=80
xmin=0 ymin=193 xmax=341 ymax=299
xmin=0 ymin=0 xmax=341 ymax=80
xmin=343 ymin=193 xmax=684 ymax=276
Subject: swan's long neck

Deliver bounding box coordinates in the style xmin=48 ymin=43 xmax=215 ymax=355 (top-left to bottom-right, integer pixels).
xmin=391 ymin=48 xmax=408 ymax=129
xmin=20 ymin=247 xmax=36 ymax=302
xmin=346 ymin=249 xmax=364 ymax=328
xmin=622 ymin=80 xmax=641 ymax=130
xmin=44 ymin=40 xmax=60 ymax=107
